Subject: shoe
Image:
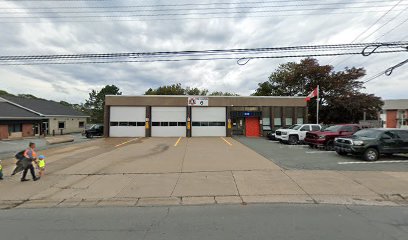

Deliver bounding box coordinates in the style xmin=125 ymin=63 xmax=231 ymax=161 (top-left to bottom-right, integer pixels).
xmin=21 ymin=179 xmax=30 ymax=182
xmin=33 ymin=177 xmax=40 ymax=181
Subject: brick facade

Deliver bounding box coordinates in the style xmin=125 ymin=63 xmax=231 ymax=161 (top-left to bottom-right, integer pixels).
xmin=386 ymin=110 xmax=398 ymax=128
xmin=22 ymin=123 xmax=34 ymax=137
xmin=0 ymin=125 xmax=8 ymax=139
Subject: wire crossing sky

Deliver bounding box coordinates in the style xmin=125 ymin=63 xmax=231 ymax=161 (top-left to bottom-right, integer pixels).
xmin=0 ymin=0 xmax=408 ymax=103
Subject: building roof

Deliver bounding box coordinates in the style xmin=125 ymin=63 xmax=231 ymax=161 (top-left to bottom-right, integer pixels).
xmin=383 ymin=99 xmax=408 ymax=110
xmin=0 ymin=102 xmax=44 ymax=120
xmin=0 ymin=95 xmax=88 ymax=117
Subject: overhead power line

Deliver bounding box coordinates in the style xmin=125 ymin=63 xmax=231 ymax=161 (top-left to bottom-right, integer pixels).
xmin=0 ymin=41 xmax=407 ymax=66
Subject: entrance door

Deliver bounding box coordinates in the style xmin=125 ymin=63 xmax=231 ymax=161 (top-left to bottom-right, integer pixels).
xmin=245 ymin=117 xmax=260 ymax=137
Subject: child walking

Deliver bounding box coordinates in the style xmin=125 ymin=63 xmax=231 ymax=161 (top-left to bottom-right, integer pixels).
xmin=37 ymin=155 xmax=46 ymax=177
xmin=0 ymin=160 xmax=3 ymax=180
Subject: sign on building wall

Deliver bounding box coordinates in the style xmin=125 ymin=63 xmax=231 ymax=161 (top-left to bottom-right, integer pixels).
xmin=188 ymin=97 xmax=209 ymax=106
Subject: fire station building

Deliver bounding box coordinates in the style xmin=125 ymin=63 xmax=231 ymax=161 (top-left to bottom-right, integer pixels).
xmin=104 ymin=95 xmax=307 ymax=138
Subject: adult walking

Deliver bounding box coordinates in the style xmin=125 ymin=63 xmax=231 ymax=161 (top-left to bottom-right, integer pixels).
xmin=21 ymin=142 xmax=40 ymax=182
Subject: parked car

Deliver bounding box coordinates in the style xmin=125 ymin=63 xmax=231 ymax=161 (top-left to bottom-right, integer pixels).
xmin=280 ymin=124 xmax=321 ymax=145
xmin=304 ymin=124 xmax=361 ymax=150
xmin=334 ymin=128 xmax=408 ymax=161
xmin=273 ymin=124 xmax=301 ymax=141
xmin=83 ymin=124 xmax=104 ymax=138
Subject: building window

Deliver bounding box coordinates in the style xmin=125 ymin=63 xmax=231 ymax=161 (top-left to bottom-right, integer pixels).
xmin=262 ymin=118 xmax=271 ymax=130
xmin=273 ymin=107 xmax=282 ymax=128
xmin=79 ymin=121 xmax=85 ymax=128
xmin=110 ymin=122 xmax=119 ymax=126
xmin=119 ymin=122 xmax=129 ymax=126
xmin=58 ymin=121 xmax=65 ymax=129
xmin=8 ymin=124 xmax=22 ymax=133
xmin=284 ymin=107 xmax=294 ymax=126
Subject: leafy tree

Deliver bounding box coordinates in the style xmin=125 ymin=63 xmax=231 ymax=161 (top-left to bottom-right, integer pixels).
xmin=0 ymin=90 xmax=14 ymax=96
xmin=85 ymin=85 xmax=122 ymax=123
xmin=186 ymin=87 xmax=208 ymax=96
xmin=145 ymin=83 xmax=185 ymax=95
xmin=253 ymin=58 xmax=383 ymax=123
xmin=209 ymin=91 xmax=240 ymax=96
xmin=17 ymin=94 xmax=43 ymax=99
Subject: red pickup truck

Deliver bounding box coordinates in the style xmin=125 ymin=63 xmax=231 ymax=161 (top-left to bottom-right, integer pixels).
xmin=304 ymin=124 xmax=362 ymax=150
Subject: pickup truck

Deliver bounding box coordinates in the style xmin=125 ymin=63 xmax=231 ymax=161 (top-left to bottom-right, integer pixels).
xmin=272 ymin=124 xmax=301 ymax=141
xmin=279 ymin=124 xmax=321 ymax=145
xmin=83 ymin=124 xmax=104 ymax=138
xmin=304 ymin=124 xmax=361 ymax=150
xmin=334 ymin=128 xmax=408 ymax=161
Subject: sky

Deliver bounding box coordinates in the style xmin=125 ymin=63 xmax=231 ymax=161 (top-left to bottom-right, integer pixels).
xmin=0 ymin=0 xmax=407 ymax=104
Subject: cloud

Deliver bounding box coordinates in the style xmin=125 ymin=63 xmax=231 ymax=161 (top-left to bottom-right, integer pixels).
xmin=1 ymin=0 xmax=407 ymax=103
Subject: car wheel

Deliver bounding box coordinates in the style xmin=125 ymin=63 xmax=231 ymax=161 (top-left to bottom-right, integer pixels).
xmin=363 ymin=148 xmax=379 ymax=161
xmin=335 ymin=150 xmax=347 ymax=156
xmin=308 ymin=144 xmax=315 ymax=148
xmin=288 ymin=135 xmax=298 ymax=145
xmin=325 ymin=140 xmax=335 ymax=151
xmin=86 ymin=133 xmax=93 ymax=139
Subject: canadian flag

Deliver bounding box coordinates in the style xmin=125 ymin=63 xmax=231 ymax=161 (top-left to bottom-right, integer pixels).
xmin=305 ymin=87 xmax=318 ymax=102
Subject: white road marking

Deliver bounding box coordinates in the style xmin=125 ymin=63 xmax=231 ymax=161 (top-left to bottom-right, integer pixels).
xmin=338 ymin=160 xmax=408 ymax=165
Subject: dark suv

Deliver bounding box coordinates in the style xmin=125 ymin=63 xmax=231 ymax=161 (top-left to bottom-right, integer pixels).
xmin=305 ymin=124 xmax=361 ymax=149
xmin=334 ymin=128 xmax=408 ymax=161
xmin=83 ymin=124 xmax=104 ymax=138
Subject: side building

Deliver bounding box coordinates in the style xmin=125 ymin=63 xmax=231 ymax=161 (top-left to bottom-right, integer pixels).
xmin=104 ymin=95 xmax=307 ymax=138
xmin=380 ymin=99 xmax=408 ymax=128
xmin=0 ymin=95 xmax=89 ymax=139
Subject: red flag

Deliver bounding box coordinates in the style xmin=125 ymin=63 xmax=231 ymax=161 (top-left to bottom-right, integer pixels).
xmin=305 ymin=87 xmax=318 ymax=101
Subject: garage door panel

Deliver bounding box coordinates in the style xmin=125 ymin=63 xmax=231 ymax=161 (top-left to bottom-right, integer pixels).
xmin=152 ymin=107 xmax=186 ymax=137
xmin=110 ymin=126 xmax=145 ymax=137
xmin=110 ymin=107 xmax=146 ymax=137
xmin=192 ymin=107 xmax=225 ymax=121
xmin=152 ymin=107 xmax=186 ymax=122
xmin=110 ymin=107 xmax=146 ymax=122
xmin=192 ymin=107 xmax=226 ymax=137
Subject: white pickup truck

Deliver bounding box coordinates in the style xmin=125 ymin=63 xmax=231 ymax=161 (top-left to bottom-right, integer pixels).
xmin=279 ymin=124 xmax=321 ymax=144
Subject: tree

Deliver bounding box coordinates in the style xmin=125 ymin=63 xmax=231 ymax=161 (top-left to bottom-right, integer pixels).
xmin=0 ymin=90 xmax=13 ymax=96
xmin=186 ymin=87 xmax=209 ymax=96
xmin=253 ymin=58 xmax=383 ymax=123
xmin=145 ymin=83 xmax=185 ymax=95
xmin=209 ymin=91 xmax=240 ymax=96
xmin=85 ymin=85 xmax=122 ymax=123
xmin=144 ymin=84 xmax=238 ymax=96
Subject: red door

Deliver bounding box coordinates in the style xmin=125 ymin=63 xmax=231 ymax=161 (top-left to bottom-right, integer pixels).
xmin=245 ymin=117 xmax=260 ymax=137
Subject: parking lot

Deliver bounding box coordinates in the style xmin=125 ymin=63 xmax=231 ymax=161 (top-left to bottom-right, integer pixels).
xmin=235 ymin=137 xmax=408 ymax=172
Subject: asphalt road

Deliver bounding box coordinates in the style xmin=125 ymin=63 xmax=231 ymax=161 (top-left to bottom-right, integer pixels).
xmin=0 ymin=204 xmax=407 ymax=240
xmin=235 ymin=136 xmax=408 ymax=171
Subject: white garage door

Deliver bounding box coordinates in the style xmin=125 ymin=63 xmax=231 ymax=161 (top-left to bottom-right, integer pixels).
xmin=192 ymin=107 xmax=226 ymax=137
xmin=109 ymin=106 xmax=146 ymax=137
xmin=152 ymin=107 xmax=186 ymax=137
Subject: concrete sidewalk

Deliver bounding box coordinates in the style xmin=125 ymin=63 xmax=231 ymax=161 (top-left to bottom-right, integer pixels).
xmin=0 ymin=137 xmax=407 ymax=209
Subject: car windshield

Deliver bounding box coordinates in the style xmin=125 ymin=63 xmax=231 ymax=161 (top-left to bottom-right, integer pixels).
xmin=352 ymin=129 xmax=381 ymax=138
xmin=292 ymin=125 xmax=302 ymax=130
xmin=90 ymin=124 xmax=98 ymax=130
xmin=323 ymin=125 xmax=343 ymax=132
xmin=286 ymin=124 xmax=300 ymax=129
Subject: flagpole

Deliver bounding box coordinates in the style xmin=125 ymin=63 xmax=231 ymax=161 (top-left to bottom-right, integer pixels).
xmin=316 ymin=85 xmax=319 ymax=124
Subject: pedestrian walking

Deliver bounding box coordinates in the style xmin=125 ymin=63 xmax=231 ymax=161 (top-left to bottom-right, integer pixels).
xmin=20 ymin=142 xmax=40 ymax=182
xmin=0 ymin=160 xmax=3 ymax=180
xmin=37 ymin=155 xmax=46 ymax=177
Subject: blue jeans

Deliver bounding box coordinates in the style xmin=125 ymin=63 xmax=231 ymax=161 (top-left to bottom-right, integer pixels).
xmin=0 ymin=170 xmax=3 ymax=179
